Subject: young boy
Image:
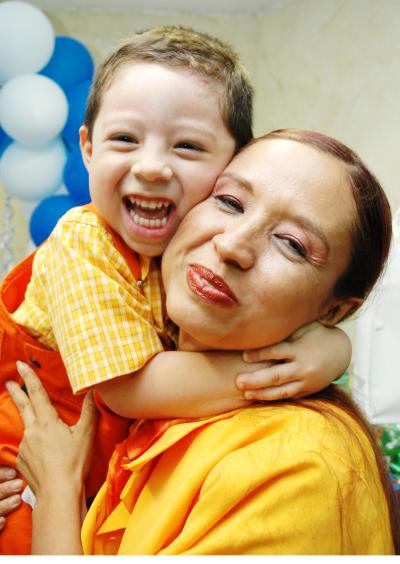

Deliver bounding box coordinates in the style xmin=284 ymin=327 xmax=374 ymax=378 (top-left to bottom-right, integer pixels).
xmin=0 ymin=27 xmax=350 ymax=553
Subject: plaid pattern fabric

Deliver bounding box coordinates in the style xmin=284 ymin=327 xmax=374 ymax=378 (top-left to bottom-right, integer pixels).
xmin=12 ymin=207 xmax=168 ymax=393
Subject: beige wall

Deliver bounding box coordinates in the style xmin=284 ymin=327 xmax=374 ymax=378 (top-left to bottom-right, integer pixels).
xmin=1 ymin=0 xmax=400 ymax=356
xmin=254 ymin=0 xmax=400 ymax=215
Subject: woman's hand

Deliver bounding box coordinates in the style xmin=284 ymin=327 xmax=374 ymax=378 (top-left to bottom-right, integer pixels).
xmin=236 ymin=322 xmax=351 ymax=400
xmin=5 ymin=361 xmax=98 ymax=498
xmin=0 ymin=467 xmax=22 ymax=533
xmin=5 ymin=361 xmax=98 ymax=554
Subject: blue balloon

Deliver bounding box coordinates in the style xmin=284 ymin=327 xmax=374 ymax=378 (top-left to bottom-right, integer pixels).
xmin=40 ymin=36 xmax=94 ymax=93
xmin=29 ymin=194 xmax=79 ymax=246
xmin=62 ymin=79 xmax=92 ymax=148
xmin=0 ymin=126 xmax=12 ymax=157
xmin=63 ymin=146 xmax=90 ymax=204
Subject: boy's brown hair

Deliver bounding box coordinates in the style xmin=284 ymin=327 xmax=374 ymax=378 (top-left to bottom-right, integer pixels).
xmin=84 ymin=26 xmax=254 ymax=150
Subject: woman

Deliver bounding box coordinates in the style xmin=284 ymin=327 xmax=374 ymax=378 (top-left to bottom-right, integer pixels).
xmin=7 ymin=129 xmax=399 ymax=554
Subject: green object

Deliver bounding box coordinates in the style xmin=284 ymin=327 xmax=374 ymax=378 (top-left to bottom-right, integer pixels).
xmin=375 ymin=424 xmax=400 ymax=483
xmin=334 ymin=371 xmax=352 ymax=393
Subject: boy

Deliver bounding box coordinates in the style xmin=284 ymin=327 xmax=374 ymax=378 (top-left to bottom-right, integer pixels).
xmin=0 ymin=27 xmax=350 ymax=553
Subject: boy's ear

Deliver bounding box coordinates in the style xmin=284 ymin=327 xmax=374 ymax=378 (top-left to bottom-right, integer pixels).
xmin=79 ymin=125 xmax=92 ymax=169
xmin=318 ymin=296 xmax=363 ymax=326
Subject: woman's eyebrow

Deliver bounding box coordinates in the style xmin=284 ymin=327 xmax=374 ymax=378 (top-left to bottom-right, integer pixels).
xmin=218 ymin=172 xmax=253 ymax=194
xmin=218 ymin=173 xmax=330 ymax=252
xmin=293 ymin=213 xmax=330 ymax=253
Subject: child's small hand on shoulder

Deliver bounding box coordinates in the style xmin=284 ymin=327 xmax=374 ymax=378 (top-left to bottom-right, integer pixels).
xmin=236 ymin=321 xmax=351 ymax=401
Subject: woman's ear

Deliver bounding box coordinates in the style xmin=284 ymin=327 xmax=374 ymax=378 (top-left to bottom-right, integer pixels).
xmin=319 ymin=297 xmax=363 ymax=326
xmin=79 ymin=125 xmax=92 ymax=170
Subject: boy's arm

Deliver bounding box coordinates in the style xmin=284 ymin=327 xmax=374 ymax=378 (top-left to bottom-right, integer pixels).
xmin=95 ymin=323 xmax=351 ymax=418
xmin=95 ymin=350 xmax=268 ymax=419
xmin=236 ymin=322 xmax=352 ymax=400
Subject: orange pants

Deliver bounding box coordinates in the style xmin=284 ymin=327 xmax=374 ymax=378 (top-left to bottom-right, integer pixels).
xmin=0 ymin=251 xmax=131 ymax=554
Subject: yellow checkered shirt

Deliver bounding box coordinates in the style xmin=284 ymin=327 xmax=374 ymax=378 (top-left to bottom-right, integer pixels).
xmin=12 ymin=207 xmax=172 ymax=393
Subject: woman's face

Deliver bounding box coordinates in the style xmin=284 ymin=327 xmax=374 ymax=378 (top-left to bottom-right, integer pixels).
xmin=162 ymin=138 xmax=357 ymax=350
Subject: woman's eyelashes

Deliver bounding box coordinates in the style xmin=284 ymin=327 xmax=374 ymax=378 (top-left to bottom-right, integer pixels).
xmin=275 ymin=234 xmax=308 ymax=259
xmin=215 ymin=194 xmax=244 ymax=213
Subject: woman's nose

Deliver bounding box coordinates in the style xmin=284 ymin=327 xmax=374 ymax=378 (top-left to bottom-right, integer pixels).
xmin=213 ymin=230 xmax=255 ymax=270
xmin=131 ymin=153 xmax=173 ymax=183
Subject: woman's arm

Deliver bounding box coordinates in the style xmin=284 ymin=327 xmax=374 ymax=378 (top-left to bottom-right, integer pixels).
xmin=6 ymin=362 xmax=97 ymax=555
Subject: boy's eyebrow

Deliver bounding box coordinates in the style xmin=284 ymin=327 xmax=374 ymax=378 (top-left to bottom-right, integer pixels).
xmin=176 ymin=120 xmax=218 ymax=140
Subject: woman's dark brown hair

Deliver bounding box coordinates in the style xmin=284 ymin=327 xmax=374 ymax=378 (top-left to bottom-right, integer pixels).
xmin=256 ymin=129 xmax=398 ymax=553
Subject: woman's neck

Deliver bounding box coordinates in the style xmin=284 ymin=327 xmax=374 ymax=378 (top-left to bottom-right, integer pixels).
xmin=178 ymin=330 xmax=212 ymax=352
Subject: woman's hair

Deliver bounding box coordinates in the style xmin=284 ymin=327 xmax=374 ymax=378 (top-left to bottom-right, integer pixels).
xmin=255 ymin=129 xmax=392 ymax=314
xmin=300 ymin=386 xmax=400 ymax=554
xmin=253 ymin=129 xmax=399 ymax=551
xmin=84 ymin=26 xmax=254 ymax=150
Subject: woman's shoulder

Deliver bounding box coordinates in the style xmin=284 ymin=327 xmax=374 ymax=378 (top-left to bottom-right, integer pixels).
xmin=227 ymin=396 xmax=378 ymax=476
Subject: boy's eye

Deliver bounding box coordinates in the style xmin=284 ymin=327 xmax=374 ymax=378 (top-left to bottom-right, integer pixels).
xmin=215 ymin=195 xmax=244 ymax=213
xmin=176 ymin=141 xmax=203 ymax=151
xmin=113 ymin=134 xmax=137 ymax=144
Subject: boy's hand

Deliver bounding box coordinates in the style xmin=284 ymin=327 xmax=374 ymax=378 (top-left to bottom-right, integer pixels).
xmin=0 ymin=467 xmax=22 ymax=533
xmin=236 ymin=321 xmax=352 ymax=401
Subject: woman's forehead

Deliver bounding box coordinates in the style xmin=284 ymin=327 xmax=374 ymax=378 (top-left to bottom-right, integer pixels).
xmin=230 ymin=139 xmax=351 ymax=203
xmin=223 ymin=137 xmax=356 ymax=252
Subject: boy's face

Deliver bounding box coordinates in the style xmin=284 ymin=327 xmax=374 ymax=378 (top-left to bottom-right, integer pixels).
xmin=80 ymin=62 xmax=236 ymax=256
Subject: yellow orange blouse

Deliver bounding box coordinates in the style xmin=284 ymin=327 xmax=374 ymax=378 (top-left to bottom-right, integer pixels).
xmin=82 ymin=400 xmax=393 ymax=555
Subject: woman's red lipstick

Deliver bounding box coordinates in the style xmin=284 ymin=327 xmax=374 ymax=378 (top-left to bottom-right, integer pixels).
xmin=187 ymin=264 xmax=238 ymax=307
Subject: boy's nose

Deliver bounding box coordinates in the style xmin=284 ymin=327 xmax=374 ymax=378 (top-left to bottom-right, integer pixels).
xmin=131 ymin=160 xmax=173 ymax=183
xmin=212 ymin=229 xmax=255 ymax=270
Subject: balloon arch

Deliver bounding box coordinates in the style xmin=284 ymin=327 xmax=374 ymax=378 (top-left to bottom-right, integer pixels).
xmin=0 ymin=1 xmax=93 ymax=273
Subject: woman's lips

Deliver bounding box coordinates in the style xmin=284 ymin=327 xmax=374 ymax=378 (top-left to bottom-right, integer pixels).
xmin=187 ymin=263 xmax=238 ymax=307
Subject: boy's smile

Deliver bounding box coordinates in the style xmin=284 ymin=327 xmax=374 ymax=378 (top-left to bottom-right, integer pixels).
xmin=123 ymin=194 xmax=174 ymax=238
xmin=80 ymin=62 xmax=236 ymax=257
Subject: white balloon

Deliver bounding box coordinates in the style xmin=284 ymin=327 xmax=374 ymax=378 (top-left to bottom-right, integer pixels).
xmin=0 ymin=1 xmax=54 ymax=83
xmin=0 ymin=138 xmax=67 ymax=201
xmin=0 ymin=75 xmax=68 ymax=147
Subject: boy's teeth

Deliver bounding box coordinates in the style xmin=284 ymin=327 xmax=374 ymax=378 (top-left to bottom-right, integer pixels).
xmin=132 ymin=214 xmax=168 ymax=228
xmin=128 ymin=197 xmax=169 ymax=210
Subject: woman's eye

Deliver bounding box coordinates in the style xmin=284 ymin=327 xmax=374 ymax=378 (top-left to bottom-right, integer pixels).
xmin=176 ymin=141 xmax=203 ymax=151
xmin=215 ymin=195 xmax=244 ymax=213
xmin=279 ymin=236 xmax=307 ymax=258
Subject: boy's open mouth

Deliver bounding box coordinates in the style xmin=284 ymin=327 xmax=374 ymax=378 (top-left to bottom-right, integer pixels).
xmin=124 ymin=196 xmax=173 ymax=228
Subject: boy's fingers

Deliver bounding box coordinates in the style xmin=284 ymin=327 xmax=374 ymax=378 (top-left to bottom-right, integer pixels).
xmin=243 ymin=381 xmax=303 ymax=402
xmin=5 ymin=380 xmax=35 ymax=427
xmin=15 ymin=362 xmax=56 ymax=420
xmin=237 ymin=363 xmax=297 ymax=391
xmin=243 ymin=342 xmax=293 ymax=363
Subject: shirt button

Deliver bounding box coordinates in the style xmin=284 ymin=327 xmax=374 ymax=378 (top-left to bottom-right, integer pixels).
xmin=28 ymin=358 xmax=41 ymax=368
